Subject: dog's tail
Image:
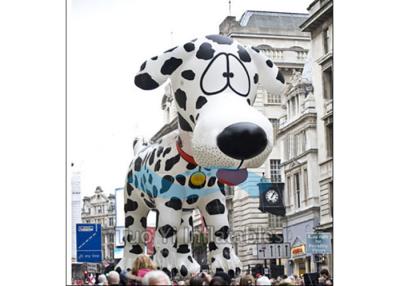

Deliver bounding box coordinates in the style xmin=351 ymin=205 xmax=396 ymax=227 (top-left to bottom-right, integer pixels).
xmin=133 ymin=137 xmax=148 ymax=156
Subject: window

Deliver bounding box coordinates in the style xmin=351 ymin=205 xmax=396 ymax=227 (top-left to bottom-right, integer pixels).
xmin=109 ymin=233 xmax=114 ymax=243
xmin=326 ymin=122 xmax=333 ymax=158
xmin=323 ymin=67 xmax=333 ymax=100
xmin=295 ymin=131 xmax=306 ymax=155
xmin=270 ymin=160 xmax=281 ymax=183
xmin=286 ymin=176 xmax=291 ymax=206
xmin=109 ymin=217 xmax=114 ymax=227
xmin=269 ymin=118 xmax=280 ymax=139
xmin=329 ymin=182 xmax=333 ymax=217
xmin=284 ymin=136 xmax=290 ymax=161
xmin=323 ymin=26 xmax=332 ymax=54
xmin=98 ymin=206 xmax=102 ymax=214
xmin=267 ymin=92 xmax=281 ymax=104
xmin=303 ymin=168 xmax=308 ymax=204
xmin=294 ymin=173 xmax=300 ymax=208
xmin=269 ymin=214 xmax=283 ymax=228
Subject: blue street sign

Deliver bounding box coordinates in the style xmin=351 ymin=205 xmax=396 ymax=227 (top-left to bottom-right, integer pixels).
xmin=306 ymin=233 xmax=332 ymax=255
xmin=76 ymin=224 xmax=102 ymax=263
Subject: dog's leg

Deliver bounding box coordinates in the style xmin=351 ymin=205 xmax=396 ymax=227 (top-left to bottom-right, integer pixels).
xmin=152 ymin=200 xmax=182 ymax=278
xmin=198 ymin=191 xmax=242 ymax=279
xmin=115 ymin=176 xmax=150 ymax=273
xmin=174 ymin=210 xmax=201 ymax=277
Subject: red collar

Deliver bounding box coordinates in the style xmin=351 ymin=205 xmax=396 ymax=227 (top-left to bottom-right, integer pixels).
xmin=176 ymin=142 xmax=198 ymax=166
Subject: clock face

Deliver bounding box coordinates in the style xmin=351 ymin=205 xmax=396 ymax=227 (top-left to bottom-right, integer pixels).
xmin=265 ymin=189 xmax=279 ymax=204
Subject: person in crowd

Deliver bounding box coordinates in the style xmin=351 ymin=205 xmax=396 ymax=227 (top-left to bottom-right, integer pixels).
xmin=97 ymin=274 xmax=108 ymax=285
xmin=256 ymin=275 xmax=271 ymax=286
xmin=189 ymin=275 xmax=205 ymax=286
xmin=209 ymin=276 xmax=227 ymax=286
xmin=126 ymin=254 xmax=157 ymax=285
xmin=239 ymin=274 xmax=255 ymax=286
xmin=107 ymin=271 xmax=121 ymax=285
xmin=142 ymin=270 xmax=172 ymax=286
xmin=213 ymin=271 xmax=231 ymax=285
xmin=318 ymin=268 xmax=333 ymax=285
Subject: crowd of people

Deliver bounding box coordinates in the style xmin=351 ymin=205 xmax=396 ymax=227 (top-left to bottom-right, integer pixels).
xmin=75 ymin=255 xmax=333 ymax=286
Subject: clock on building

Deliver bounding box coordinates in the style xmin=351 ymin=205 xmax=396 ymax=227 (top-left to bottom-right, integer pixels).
xmin=265 ymin=189 xmax=279 ymax=204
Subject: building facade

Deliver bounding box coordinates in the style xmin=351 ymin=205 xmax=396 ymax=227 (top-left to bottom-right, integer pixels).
xmin=299 ymin=0 xmax=333 ymax=274
xmin=219 ymin=10 xmax=311 ymax=271
xmin=278 ymin=68 xmax=320 ymax=275
xmin=71 ymin=164 xmax=82 ymax=262
xmin=81 ymin=186 xmax=116 ymax=261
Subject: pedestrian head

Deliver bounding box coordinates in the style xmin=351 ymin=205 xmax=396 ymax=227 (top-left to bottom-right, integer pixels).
xmin=239 ymin=274 xmax=255 ymax=286
xmin=131 ymin=254 xmax=156 ymax=276
xmin=256 ymin=275 xmax=271 ymax=286
xmin=142 ymin=270 xmax=172 ymax=286
xmin=107 ymin=271 xmax=120 ymax=285
xmin=97 ymin=274 xmax=108 ymax=285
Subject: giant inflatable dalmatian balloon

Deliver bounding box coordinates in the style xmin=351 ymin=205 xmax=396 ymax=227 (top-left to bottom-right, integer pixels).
xmin=116 ymin=35 xmax=285 ymax=278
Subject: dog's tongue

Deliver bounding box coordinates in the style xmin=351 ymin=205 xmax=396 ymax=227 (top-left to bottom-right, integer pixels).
xmin=216 ymin=169 xmax=248 ymax=186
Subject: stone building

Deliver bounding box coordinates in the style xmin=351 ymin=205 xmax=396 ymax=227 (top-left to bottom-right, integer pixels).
xmin=277 ymin=67 xmax=320 ymax=275
xmin=299 ymin=0 xmax=333 ymax=274
xmin=81 ymin=186 xmax=116 ymax=261
xmin=219 ymin=10 xmax=311 ymax=271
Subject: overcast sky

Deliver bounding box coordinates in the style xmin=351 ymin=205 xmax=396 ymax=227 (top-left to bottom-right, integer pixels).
xmin=68 ymin=0 xmax=310 ymax=196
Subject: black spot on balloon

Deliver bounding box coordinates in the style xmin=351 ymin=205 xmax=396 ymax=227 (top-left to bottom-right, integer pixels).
xmin=161 ymin=248 xmax=169 ymax=257
xmin=217 ymin=181 xmax=225 ymax=195
xmin=183 ymin=42 xmax=195 ymax=52
xmin=125 ymin=199 xmax=138 ymax=212
xmin=125 ymin=216 xmax=134 ymax=227
xmin=186 ymin=163 xmax=197 ymax=170
xmin=206 ymin=199 xmax=225 ymax=215
xmin=251 ymin=46 xmax=260 ymax=53
xmin=140 ymin=61 xmax=146 ymax=71
xmin=266 ymin=60 xmax=273 ymax=68
xmin=196 ymin=42 xmax=215 ymax=60
xmin=157 ymin=146 xmax=164 ymax=157
xmin=152 ymin=185 xmax=158 ymax=198
xmin=211 ymin=257 xmax=216 ymax=263
xmin=276 ymin=71 xmax=285 ymax=84
xmin=181 ymin=70 xmax=195 ymax=80
xmin=180 ymin=265 xmax=188 ymax=277
xmin=254 ymin=73 xmax=259 ymax=84
xmin=178 ymin=113 xmax=193 ymax=132
xmin=129 ymin=244 xmax=143 ymax=254
xmin=149 ymin=149 xmax=156 ymax=165
xmin=164 ymin=46 xmax=177 ymax=53
xmin=175 ymin=89 xmax=187 ymax=110
xmin=207 ymin=176 xmax=216 ymax=187
xmin=162 ymin=147 xmax=171 ymax=157
xmin=127 ymin=183 xmax=133 ymax=196
xmin=144 ymin=199 xmax=155 ymax=208
xmin=172 ymin=268 xmax=178 ymax=277
xmin=134 ymin=73 xmax=159 ymax=90
xmin=223 ymin=247 xmax=231 ymax=259
xmin=237 ymin=45 xmax=251 ymax=62
xmin=206 ymin=34 xmax=233 ymax=45
xmin=165 ymin=154 xmax=181 ymax=171
xmin=160 ymin=175 xmax=175 ymax=193
xmin=176 ymin=174 xmax=186 ymax=185
xmin=151 ymin=56 xmax=158 ymax=60
xmin=209 ymin=242 xmax=218 ymax=251
xmin=247 ymin=98 xmax=251 ymax=105
xmin=188 ymin=256 xmax=193 ymax=263
xmin=215 ymin=226 xmax=230 ymax=240
xmin=165 ymin=197 xmax=182 ymax=210
xmin=196 ymin=96 xmax=208 ymax=109
xmin=163 ymin=268 xmax=171 ymax=277
xmin=189 ymin=115 xmax=195 ymax=123
xmin=161 ymin=57 xmax=183 ymax=75
xmin=186 ymin=194 xmax=199 ymax=204
xmin=177 ymin=244 xmax=190 ymax=253
xmin=140 ymin=217 xmax=147 ymax=228
xmin=228 ymin=270 xmax=235 ymax=279
xmin=189 ymin=216 xmax=193 ymax=227
xmin=148 ymin=174 xmax=153 ymax=184
xmin=154 ymin=160 xmax=161 ymax=172
xmin=158 ymin=224 xmax=176 ymax=238
xmin=134 ymin=157 xmax=142 ymax=171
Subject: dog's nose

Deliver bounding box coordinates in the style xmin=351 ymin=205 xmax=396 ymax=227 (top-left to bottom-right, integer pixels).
xmin=217 ymin=122 xmax=268 ymax=160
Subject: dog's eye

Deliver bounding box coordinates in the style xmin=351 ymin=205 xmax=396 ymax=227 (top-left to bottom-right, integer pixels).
xmin=227 ymin=54 xmax=250 ymax=97
xmin=200 ymin=53 xmax=228 ymax=95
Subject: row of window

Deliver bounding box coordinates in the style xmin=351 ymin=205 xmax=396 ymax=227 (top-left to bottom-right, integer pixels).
xmin=284 ymin=131 xmax=307 ymax=161
xmin=84 ymin=217 xmax=114 ymax=227
xmin=286 ymin=168 xmax=309 ymax=209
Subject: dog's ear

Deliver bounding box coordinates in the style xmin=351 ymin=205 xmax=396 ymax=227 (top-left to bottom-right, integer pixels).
xmin=134 ymin=42 xmax=196 ymax=90
xmin=248 ymin=47 xmax=286 ymax=96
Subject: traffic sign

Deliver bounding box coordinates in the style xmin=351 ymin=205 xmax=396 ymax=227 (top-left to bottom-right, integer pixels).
xmin=257 ymin=243 xmax=290 ymax=259
xmin=76 ymin=224 xmax=102 ymax=263
xmin=306 ymin=233 xmax=332 ymax=255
